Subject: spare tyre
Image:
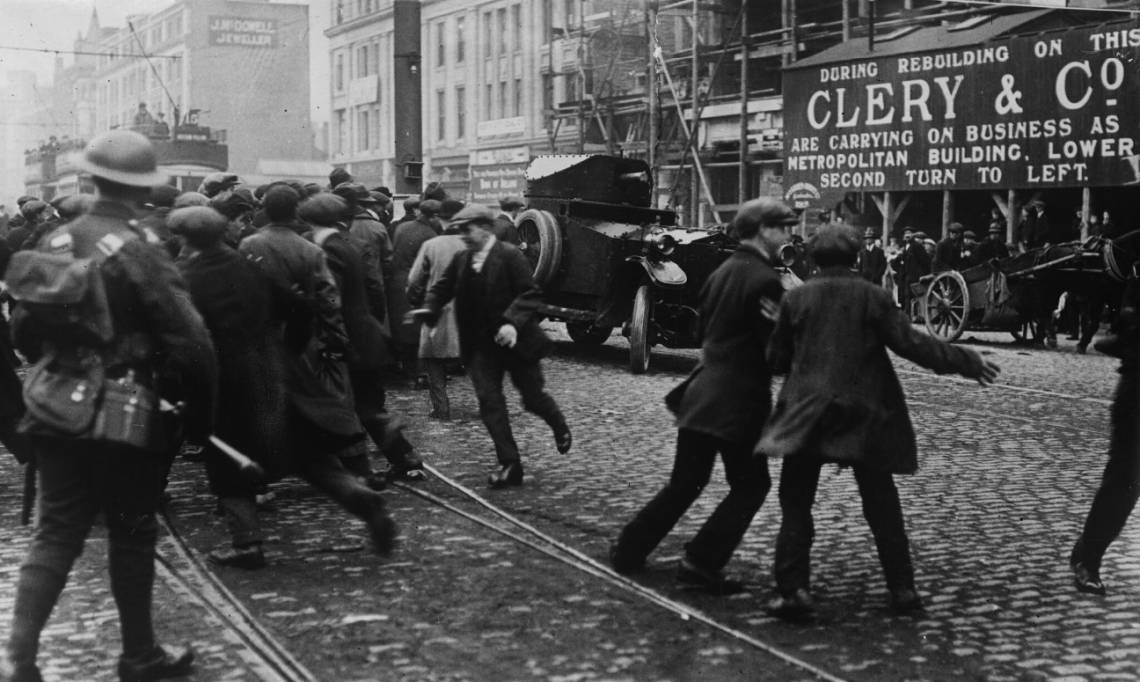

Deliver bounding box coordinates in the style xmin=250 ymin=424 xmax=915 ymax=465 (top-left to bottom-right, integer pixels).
xmin=516 ymin=208 xmax=563 ymax=287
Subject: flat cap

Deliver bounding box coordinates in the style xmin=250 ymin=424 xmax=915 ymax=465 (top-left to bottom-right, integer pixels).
xmin=499 ymin=196 xmax=525 ymax=210
xmin=418 ymin=199 xmax=442 ymax=216
xmin=198 ymin=172 xmax=242 ymax=198
xmin=210 ymin=191 xmax=256 ymax=220
xmin=812 ymin=223 xmax=861 ymax=260
xmin=299 ymin=193 xmax=349 ymax=227
xmin=440 ymin=199 xmax=465 ymax=220
xmin=448 ymin=204 xmax=496 ymax=228
xmin=963 ymin=230 xmax=978 ymax=239
xmin=333 ymin=182 xmax=376 ymax=204
xmin=735 ymin=198 xmax=799 ymax=228
xmin=20 ymin=200 xmax=48 ymax=219
xmin=167 ymin=206 xmax=227 ymax=240
xmin=50 ymin=194 xmax=95 ymax=220
xmin=948 ymin=222 xmax=964 ymax=233
xmin=147 ymin=184 xmax=181 ymax=208
xmin=173 ymin=192 xmax=210 ymax=208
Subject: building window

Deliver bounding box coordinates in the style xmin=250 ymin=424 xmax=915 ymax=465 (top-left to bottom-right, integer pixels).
xmin=357 ymin=45 xmax=368 ymax=78
xmin=334 ymin=0 xmax=345 ymax=24
xmin=335 ymin=109 xmax=347 ymax=155
xmin=335 ymin=53 xmax=344 ymax=92
xmin=456 ymin=16 xmax=466 ymax=63
xmin=485 ymin=83 xmax=493 ymax=119
xmin=499 ymin=80 xmax=508 ymax=118
xmin=497 ymin=9 xmax=508 ymax=54
xmin=436 ymin=89 xmax=446 ymax=142
xmin=511 ymin=4 xmax=521 ymax=52
xmin=541 ymin=0 xmax=553 ymax=43
xmin=542 ymin=72 xmax=553 ymax=127
xmin=436 ymin=22 xmax=446 ymax=67
xmin=456 ymin=86 xmax=466 ymax=139
xmin=358 ymin=109 xmax=370 ymax=151
xmin=483 ymin=12 xmax=492 ymax=58
xmin=564 ymin=0 xmax=574 ymax=29
xmin=514 ymin=77 xmax=522 ymax=116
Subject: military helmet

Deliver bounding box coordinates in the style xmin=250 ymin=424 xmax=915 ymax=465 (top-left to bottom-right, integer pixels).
xmin=75 ymin=129 xmax=168 ymax=187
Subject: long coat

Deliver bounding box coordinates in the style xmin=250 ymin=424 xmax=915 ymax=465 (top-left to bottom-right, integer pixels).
xmin=857 ymin=245 xmax=887 ymax=284
xmin=309 ymin=227 xmax=390 ymax=370
xmin=178 ymin=244 xmax=289 ymax=479
xmin=407 ymin=233 xmax=464 ymax=359
xmin=389 ymin=218 xmax=439 ymax=348
xmin=668 ymin=244 xmax=784 ymax=445
xmin=239 ymin=224 xmax=364 ymax=449
xmin=757 ymin=267 xmax=985 ymax=474
xmin=423 ymin=238 xmax=549 ymax=362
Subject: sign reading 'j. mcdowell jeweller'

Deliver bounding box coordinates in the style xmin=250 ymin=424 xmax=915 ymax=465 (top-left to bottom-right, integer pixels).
xmin=208 ymin=16 xmax=278 ymax=48
xmin=782 ymin=19 xmax=1140 ymax=204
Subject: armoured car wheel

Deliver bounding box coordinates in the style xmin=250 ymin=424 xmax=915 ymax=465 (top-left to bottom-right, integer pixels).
xmin=923 ymin=270 xmax=968 ymax=342
xmin=629 ymin=284 xmax=652 ymax=374
xmin=566 ymin=321 xmax=613 ymax=345
xmin=516 ymin=209 xmax=563 ymax=287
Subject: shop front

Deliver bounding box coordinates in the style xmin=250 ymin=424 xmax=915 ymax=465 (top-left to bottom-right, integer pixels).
xmin=782 ymin=10 xmax=1140 ymax=242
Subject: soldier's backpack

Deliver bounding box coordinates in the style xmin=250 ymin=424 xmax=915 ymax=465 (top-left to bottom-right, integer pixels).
xmin=4 ymin=230 xmax=162 ymax=449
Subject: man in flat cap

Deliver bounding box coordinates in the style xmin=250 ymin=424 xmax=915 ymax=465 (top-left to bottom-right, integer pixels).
xmin=2 ymin=129 xmax=217 ymax=680
xmin=239 ymin=185 xmax=398 ymax=554
xmin=334 ymin=182 xmax=391 ymax=327
xmin=610 ymin=198 xmax=793 ymax=593
xmin=758 ymin=222 xmax=999 ymax=619
xmin=494 ymin=196 xmax=524 ymax=247
xmin=300 ymin=193 xmax=424 ymax=482
xmin=856 ymin=227 xmax=887 ymax=286
xmin=933 ymin=222 xmax=965 ymax=273
xmin=415 ymin=204 xmax=572 ymax=488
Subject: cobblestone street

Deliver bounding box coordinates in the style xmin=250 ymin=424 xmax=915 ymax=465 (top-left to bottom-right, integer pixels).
xmin=1 ymin=326 xmax=1137 ymax=681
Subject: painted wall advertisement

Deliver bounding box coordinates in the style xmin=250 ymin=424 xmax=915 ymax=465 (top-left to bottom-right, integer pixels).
xmin=469 ymin=146 xmax=530 ymax=205
xmin=208 ymin=16 xmax=278 ymax=48
xmin=782 ymin=20 xmax=1140 ymax=207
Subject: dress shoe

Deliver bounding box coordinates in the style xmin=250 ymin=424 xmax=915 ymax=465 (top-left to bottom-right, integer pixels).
xmin=554 ymin=425 xmax=573 ymax=454
xmin=488 ymin=463 xmax=524 ymax=489
xmin=889 ymin=587 xmax=925 ymax=614
xmin=117 ymin=644 xmax=194 ymax=682
xmin=766 ymin=588 xmax=815 ymax=620
xmin=1072 ymin=561 xmax=1106 ymax=595
xmin=365 ymin=505 xmax=398 ymax=556
xmin=608 ymin=541 xmax=644 ymax=576
xmin=1076 ymin=343 xmax=1088 ymax=355
xmin=386 ymin=465 xmax=427 ymax=483
xmin=676 ymin=557 xmax=746 ymax=595
xmin=208 ymin=545 xmax=266 ymax=570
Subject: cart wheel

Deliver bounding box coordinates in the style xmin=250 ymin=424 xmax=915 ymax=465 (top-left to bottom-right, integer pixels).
xmin=1011 ymin=318 xmax=1040 ymax=344
xmin=516 ymin=209 xmax=563 ymax=287
xmin=566 ymin=321 xmax=613 ymax=345
xmin=629 ymin=284 xmax=652 ymax=374
xmin=923 ymin=271 xmax=969 ymax=342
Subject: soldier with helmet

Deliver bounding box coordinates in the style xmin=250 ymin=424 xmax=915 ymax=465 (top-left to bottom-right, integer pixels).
xmin=1 ymin=130 xmax=218 ymax=681
xmin=609 ymin=198 xmax=793 ymax=593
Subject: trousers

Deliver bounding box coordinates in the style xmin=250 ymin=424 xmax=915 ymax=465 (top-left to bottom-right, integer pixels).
xmin=774 ymin=456 xmax=915 ymax=594
xmin=465 ymin=345 xmax=565 ymax=465
xmin=349 ymin=368 xmax=421 ymax=471
xmin=7 ymin=438 xmax=171 ymax=666
xmin=614 ymin=429 xmax=771 ymax=571
xmin=1072 ymin=365 xmax=1140 ymax=572
xmin=422 ymin=358 xmax=451 ymax=417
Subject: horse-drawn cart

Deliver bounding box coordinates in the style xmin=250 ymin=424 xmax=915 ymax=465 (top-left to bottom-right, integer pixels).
xmin=913 ymin=232 xmax=1138 ymax=343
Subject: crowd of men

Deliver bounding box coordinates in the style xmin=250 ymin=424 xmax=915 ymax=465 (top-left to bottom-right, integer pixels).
xmin=0 ymin=131 xmax=1135 ymax=681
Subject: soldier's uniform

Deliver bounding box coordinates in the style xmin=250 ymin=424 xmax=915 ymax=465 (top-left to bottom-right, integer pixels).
xmin=2 ymin=130 xmax=217 ymax=682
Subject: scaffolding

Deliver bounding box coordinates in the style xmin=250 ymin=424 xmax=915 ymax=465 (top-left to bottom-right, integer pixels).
xmin=549 ymin=0 xmax=1017 ymax=226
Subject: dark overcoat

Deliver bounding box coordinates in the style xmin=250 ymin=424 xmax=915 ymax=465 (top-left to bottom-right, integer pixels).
xmin=239 ymin=224 xmax=363 ymax=449
xmin=423 ymin=239 xmax=549 ymax=362
xmin=309 ymin=228 xmax=389 ymax=370
xmin=857 ymin=245 xmax=887 ymax=284
xmin=178 ymin=244 xmax=289 ymax=479
xmin=389 ymin=219 xmax=440 ymax=348
xmin=668 ymin=244 xmax=783 ymax=445
xmin=757 ymin=267 xmax=985 ymax=474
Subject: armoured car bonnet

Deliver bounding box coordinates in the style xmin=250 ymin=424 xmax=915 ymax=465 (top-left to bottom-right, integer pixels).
xmin=526 ymin=155 xmax=652 ymax=207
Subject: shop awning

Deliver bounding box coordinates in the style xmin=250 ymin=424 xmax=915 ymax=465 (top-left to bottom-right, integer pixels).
xmin=787 ymin=9 xmax=1052 ymax=71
